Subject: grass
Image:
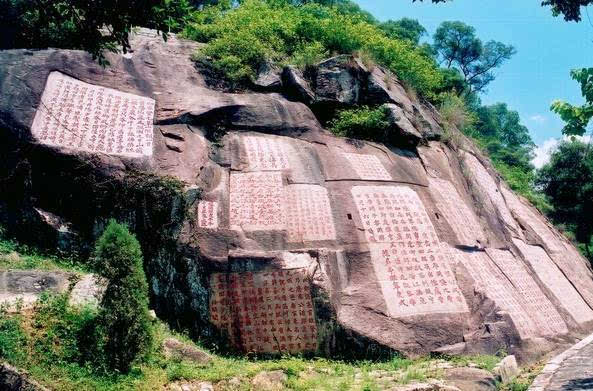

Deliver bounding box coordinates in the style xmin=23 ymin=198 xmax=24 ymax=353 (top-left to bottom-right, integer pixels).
xmin=0 ymin=231 xmax=507 ymax=390
xmin=0 ymin=234 xmax=87 ymax=273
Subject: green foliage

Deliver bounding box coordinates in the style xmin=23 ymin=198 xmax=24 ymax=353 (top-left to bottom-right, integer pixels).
xmin=433 ymin=21 xmax=516 ymax=93
xmin=379 ymin=18 xmax=426 ymax=45
xmin=537 ymin=140 xmax=593 ymax=256
xmin=0 ymin=0 xmax=194 ymax=64
xmin=0 ymin=308 xmax=27 ymax=365
xmin=32 ymin=293 xmax=100 ymax=368
xmin=551 ymin=68 xmax=593 ymax=136
xmin=94 ymin=220 xmax=153 ymax=373
xmin=184 ymin=0 xmax=443 ymax=96
xmin=329 ymin=105 xmax=391 ymax=142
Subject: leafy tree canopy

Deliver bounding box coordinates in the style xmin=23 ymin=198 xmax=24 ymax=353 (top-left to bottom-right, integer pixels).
xmin=433 ymin=21 xmax=516 ymax=93
xmin=551 ymin=68 xmax=593 ymax=136
xmin=537 ymin=140 xmax=593 ymax=255
xmin=0 ymin=0 xmax=194 ymax=64
xmin=379 ymin=18 xmax=426 ymax=45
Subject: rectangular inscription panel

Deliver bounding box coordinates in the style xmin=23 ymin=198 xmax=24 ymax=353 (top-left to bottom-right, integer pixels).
xmin=229 ymin=172 xmax=284 ymax=231
xmin=463 ymin=153 xmax=520 ymax=234
xmin=486 ymin=248 xmax=568 ymax=335
xmin=370 ymin=242 xmax=468 ymax=317
xmin=428 ymin=177 xmax=484 ymax=246
xmin=351 ymin=185 xmax=468 ymax=317
xmin=284 ymin=184 xmax=336 ymax=242
xmin=450 ymin=248 xmax=537 ymax=339
xmin=31 ymin=71 xmax=154 ymax=157
xmin=243 ymin=136 xmax=290 ymax=171
xmin=343 ymin=153 xmax=392 ymax=181
xmin=198 ymin=201 xmax=218 ymax=229
xmin=210 ymin=269 xmax=318 ymax=353
xmin=513 ymin=239 xmax=593 ymax=324
xmin=351 ymin=185 xmax=439 ymax=244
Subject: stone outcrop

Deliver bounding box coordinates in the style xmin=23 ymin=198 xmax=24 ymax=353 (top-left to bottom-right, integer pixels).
xmin=1 ymin=29 xmax=593 ymax=362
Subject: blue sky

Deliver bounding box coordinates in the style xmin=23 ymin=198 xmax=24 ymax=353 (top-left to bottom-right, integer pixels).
xmin=355 ymin=0 xmax=593 ymax=148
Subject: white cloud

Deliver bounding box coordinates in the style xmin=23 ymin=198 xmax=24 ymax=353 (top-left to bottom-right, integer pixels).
xmin=531 ymin=135 xmax=592 ymax=169
xmin=529 ymin=114 xmax=547 ymax=124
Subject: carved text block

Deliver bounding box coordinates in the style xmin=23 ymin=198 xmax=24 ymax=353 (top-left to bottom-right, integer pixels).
xmin=210 ymin=269 xmax=317 ymax=353
xmin=243 ymin=136 xmax=290 ymax=171
xmin=31 ymin=71 xmax=154 ymax=157
xmin=229 ymin=172 xmax=284 ymax=231
xmin=486 ymin=248 xmax=567 ymax=335
xmin=198 ymin=201 xmax=219 ymax=229
xmin=343 ymin=153 xmax=392 ymax=181
xmin=285 ymin=185 xmax=336 ymax=242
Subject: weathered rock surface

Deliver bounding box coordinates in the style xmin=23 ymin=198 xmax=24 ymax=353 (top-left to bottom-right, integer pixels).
xmin=163 ymin=337 xmax=211 ymax=364
xmin=1 ymin=30 xmax=593 ymax=361
xmin=0 ymin=362 xmax=49 ymax=391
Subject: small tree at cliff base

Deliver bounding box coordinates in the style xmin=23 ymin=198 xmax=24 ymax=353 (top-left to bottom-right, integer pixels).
xmin=93 ymin=219 xmax=153 ymax=373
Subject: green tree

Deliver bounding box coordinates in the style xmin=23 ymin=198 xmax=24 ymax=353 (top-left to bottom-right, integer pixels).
xmin=0 ymin=0 xmax=193 ymax=64
xmin=551 ymin=68 xmax=593 ymax=136
xmin=537 ymin=141 xmax=593 ymax=257
xmin=433 ymin=21 xmax=516 ymax=93
xmin=93 ymin=220 xmax=153 ymax=373
xmin=379 ymin=18 xmax=426 ymax=45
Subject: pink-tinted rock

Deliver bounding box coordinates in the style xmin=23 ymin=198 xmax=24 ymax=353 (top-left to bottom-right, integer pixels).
xmin=1 ymin=30 xmax=593 ymax=363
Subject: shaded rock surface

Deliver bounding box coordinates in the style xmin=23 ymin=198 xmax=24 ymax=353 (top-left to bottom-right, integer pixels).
xmin=1 ymin=29 xmax=593 ymax=361
xmin=0 ymin=362 xmax=49 ymax=391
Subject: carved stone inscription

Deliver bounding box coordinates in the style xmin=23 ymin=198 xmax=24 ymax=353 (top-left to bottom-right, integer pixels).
xmin=428 ymin=177 xmax=484 ymax=245
xmin=210 ymin=269 xmax=318 ymax=353
xmin=513 ymin=239 xmax=593 ymax=324
xmin=229 ymin=172 xmax=284 ymax=231
xmin=343 ymin=153 xmax=392 ymax=181
xmin=284 ymin=185 xmax=336 ymax=242
xmin=351 ymin=185 xmax=438 ymax=244
xmin=463 ymin=153 xmax=520 ymax=234
xmin=486 ymin=248 xmax=568 ymax=335
xmin=352 ymin=186 xmax=468 ymax=317
xmin=451 ymin=249 xmax=537 ymax=339
xmin=31 ymin=71 xmax=155 ymax=157
xmin=243 ymin=136 xmax=290 ymax=171
xmin=198 ymin=201 xmax=218 ymax=229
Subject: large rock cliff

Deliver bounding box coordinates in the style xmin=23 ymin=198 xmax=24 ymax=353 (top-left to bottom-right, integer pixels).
xmin=1 ymin=30 xmax=592 ymax=361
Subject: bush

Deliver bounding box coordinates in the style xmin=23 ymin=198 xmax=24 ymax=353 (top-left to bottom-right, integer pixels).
xmin=329 ymin=105 xmax=391 ymax=142
xmin=32 ymin=293 xmax=100 ymax=368
xmin=93 ymin=220 xmax=153 ymax=373
xmin=0 ymin=308 xmax=27 ymax=365
xmin=184 ymin=0 xmax=443 ymax=96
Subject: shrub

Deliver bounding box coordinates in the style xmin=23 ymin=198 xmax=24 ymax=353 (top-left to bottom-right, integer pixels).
xmin=329 ymin=105 xmax=391 ymax=142
xmin=183 ymin=0 xmax=443 ymax=96
xmin=439 ymin=92 xmax=477 ymax=133
xmin=32 ymin=293 xmax=100 ymax=367
xmin=0 ymin=307 xmax=27 ymax=365
xmin=94 ymin=220 xmax=153 ymax=373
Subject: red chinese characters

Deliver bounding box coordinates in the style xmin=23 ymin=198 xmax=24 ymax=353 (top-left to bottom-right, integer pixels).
xmin=30 ymin=72 xmax=155 ymax=157
xmin=351 ymin=186 xmax=468 ymax=317
xmin=284 ymin=184 xmax=336 ymax=242
xmin=342 ymin=153 xmax=392 ymax=181
xmin=209 ymin=269 xmax=318 ymax=353
xmin=243 ymin=136 xmax=290 ymax=171
xmin=198 ymin=201 xmax=219 ymax=229
xmin=229 ymin=172 xmax=284 ymax=231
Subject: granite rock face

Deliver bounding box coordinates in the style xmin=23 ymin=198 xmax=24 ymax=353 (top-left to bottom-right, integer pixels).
xmin=1 ymin=30 xmax=593 ymax=361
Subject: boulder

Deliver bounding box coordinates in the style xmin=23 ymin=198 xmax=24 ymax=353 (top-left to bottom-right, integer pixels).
xmin=493 ymin=355 xmax=519 ymax=384
xmin=254 ymin=62 xmax=283 ymax=92
xmin=281 ymin=66 xmax=315 ymax=105
xmin=251 ymin=370 xmax=287 ymax=391
xmin=163 ymin=337 xmax=211 ymax=364
xmin=0 ymin=362 xmax=49 ymax=391
xmin=1 ymin=30 xmax=593 ymax=363
xmin=443 ymin=367 xmax=497 ymax=391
